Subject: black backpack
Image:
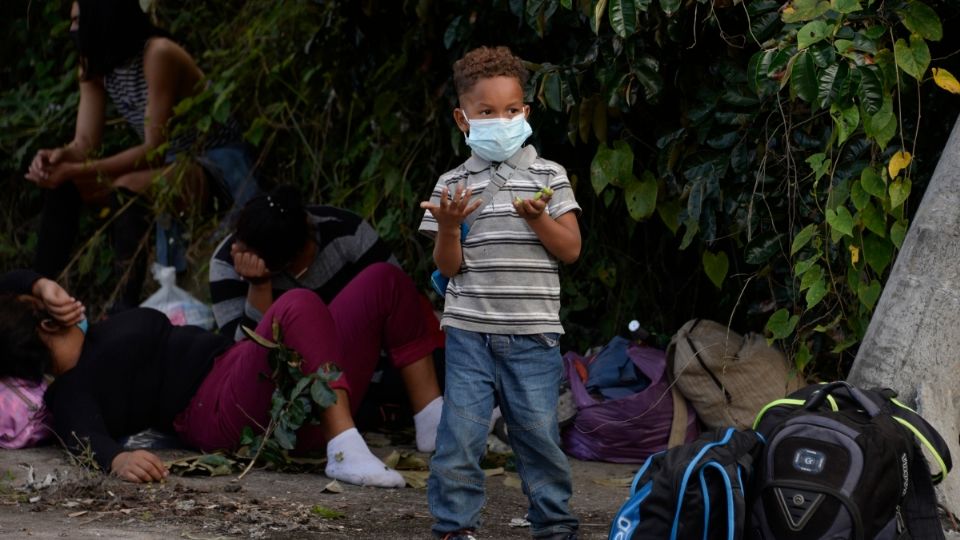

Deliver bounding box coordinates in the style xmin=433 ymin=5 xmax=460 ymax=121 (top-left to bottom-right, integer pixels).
xmin=609 ymin=427 xmax=765 ymax=540
xmin=749 ymin=381 xmax=952 ymax=540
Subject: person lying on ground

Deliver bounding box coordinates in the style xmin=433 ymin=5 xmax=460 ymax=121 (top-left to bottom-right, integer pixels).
xmin=24 ymin=0 xmax=257 ymax=311
xmin=209 ymin=185 xmax=446 ymax=453
xmin=0 ymin=269 xmax=431 ymax=488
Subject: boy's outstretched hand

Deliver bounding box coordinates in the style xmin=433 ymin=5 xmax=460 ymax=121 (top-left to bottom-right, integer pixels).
xmin=420 ymin=184 xmax=482 ymax=232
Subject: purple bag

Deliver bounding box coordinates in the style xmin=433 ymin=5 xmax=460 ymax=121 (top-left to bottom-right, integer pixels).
xmin=0 ymin=378 xmax=52 ymax=449
xmin=561 ymin=341 xmax=699 ymax=463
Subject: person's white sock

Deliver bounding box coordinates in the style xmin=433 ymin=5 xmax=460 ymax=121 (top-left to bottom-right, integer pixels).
xmin=325 ymin=428 xmax=404 ymax=488
xmin=414 ymin=396 xmax=443 ymax=452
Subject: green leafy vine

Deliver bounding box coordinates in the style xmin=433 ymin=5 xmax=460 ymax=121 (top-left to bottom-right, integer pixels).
xmin=236 ymin=320 xmax=341 ymax=479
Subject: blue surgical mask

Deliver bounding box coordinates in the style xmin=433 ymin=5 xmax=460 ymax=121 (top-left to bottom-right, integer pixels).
xmin=462 ymin=113 xmax=533 ymax=163
xmin=77 ymin=318 xmax=88 ymax=335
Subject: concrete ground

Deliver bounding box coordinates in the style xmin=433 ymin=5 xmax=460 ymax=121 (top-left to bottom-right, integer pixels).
xmin=2 ymin=441 xmax=957 ymax=539
xmin=0 ymin=442 xmax=636 ymax=539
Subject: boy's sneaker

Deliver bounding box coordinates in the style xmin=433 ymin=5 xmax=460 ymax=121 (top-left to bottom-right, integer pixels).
xmin=441 ymin=530 xmax=478 ymax=540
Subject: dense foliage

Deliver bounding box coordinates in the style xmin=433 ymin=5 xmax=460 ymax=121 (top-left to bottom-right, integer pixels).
xmin=1 ymin=0 xmax=958 ymax=377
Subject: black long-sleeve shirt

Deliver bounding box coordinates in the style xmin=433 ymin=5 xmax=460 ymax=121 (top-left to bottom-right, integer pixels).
xmin=1 ymin=270 xmax=232 ymax=470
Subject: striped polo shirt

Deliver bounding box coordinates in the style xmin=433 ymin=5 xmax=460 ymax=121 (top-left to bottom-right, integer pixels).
xmin=209 ymin=206 xmax=398 ymax=340
xmin=419 ymin=145 xmax=580 ymax=335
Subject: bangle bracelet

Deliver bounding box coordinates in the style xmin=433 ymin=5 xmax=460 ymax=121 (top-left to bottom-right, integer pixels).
xmin=245 ymin=276 xmax=270 ymax=285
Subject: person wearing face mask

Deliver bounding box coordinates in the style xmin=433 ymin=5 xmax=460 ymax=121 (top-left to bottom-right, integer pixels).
xmin=23 ymin=0 xmax=258 ymax=312
xmin=418 ymin=46 xmax=582 ymax=540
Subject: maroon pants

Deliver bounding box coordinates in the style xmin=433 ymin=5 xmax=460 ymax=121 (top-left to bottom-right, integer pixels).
xmin=174 ymin=263 xmax=443 ymax=451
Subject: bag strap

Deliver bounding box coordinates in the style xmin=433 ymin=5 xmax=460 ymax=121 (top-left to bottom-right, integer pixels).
xmin=804 ymin=381 xmax=882 ymax=417
xmin=888 ymin=399 xmax=953 ymax=483
xmin=463 ymin=147 xmax=536 ymax=231
xmin=684 ymin=334 xmax=733 ymax=405
xmin=861 ymin=387 xmax=952 ymax=483
xmin=902 ymin=444 xmax=945 ymax=540
xmin=667 ymin=385 xmax=689 ymax=448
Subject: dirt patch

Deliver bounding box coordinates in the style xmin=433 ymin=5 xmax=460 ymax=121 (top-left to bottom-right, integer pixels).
xmin=0 ymin=445 xmax=635 ymax=539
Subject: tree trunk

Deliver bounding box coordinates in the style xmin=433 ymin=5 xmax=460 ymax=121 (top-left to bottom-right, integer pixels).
xmin=847 ymin=115 xmax=960 ymax=514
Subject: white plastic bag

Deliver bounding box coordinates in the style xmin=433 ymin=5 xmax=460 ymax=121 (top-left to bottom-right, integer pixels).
xmin=140 ymin=264 xmax=215 ymax=330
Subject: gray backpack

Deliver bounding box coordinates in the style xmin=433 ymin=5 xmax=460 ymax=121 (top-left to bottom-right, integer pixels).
xmin=749 ymin=382 xmax=951 ymax=540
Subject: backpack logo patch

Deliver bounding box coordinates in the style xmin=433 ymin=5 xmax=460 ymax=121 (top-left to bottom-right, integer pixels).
xmin=774 ymin=487 xmax=825 ymax=531
xmin=792 ymin=447 xmax=826 ymax=474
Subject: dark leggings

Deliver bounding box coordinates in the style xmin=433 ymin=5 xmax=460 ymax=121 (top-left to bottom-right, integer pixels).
xmin=33 ymin=183 xmax=151 ymax=307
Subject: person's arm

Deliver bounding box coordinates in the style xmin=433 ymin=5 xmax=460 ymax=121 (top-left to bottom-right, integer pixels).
xmin=0 ymin=271 xmax=85 ymax=324
xmin=32 ymin=278 xmax=85 ymax=325
xmin=513 ymin=167 xmax=582 ymax=264
xmin=48 ymin=372 xmax=125 ymax=472
xmin=209 ymin=239 xmax=271 ymax=340
xmin=232 ymin=243 xmax=274 ymax=320
xmin=24 ymin=76 xmax=106 ymax=185
xmin=516 ymin=206 xmax=581 ymax=264
xmin=420 ymin=184 xmax=482 ymax=277
xmin=49 ymin=369 xmax=167 ymax=483
xmin=47 ymin=39 xmax=198 ymax=186
xmin=0 ymin=270 xmax=44 ymax=295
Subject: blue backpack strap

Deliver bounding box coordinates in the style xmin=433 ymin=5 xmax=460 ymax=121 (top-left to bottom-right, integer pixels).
xmin=631 ymin=450 xmax=664 ymax=494
xmin=670 ymin=427 xmax=737 ymax=540
xmin=608 ymin=482 xmax=653 ymax=540
xmin=698 ymin=462 xmax=736 ymax=540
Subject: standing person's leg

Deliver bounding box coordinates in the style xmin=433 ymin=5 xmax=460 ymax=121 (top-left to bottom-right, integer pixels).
xmin=33 ymin=182 xmax=83 ymax=278
xmin=496 ymin=333 xmax=578 ymax=538
xmin=108 ymin=188 xmax=151 ymax=310
xmin=173 ymin=288 xmax=404 ymax=487
xmin=428 ymin=327 xmax=497 ymax=537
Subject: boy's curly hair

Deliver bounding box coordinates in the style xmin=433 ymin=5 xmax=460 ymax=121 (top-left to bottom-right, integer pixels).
xmin=453 ymin=46 xmax=529 ymax=97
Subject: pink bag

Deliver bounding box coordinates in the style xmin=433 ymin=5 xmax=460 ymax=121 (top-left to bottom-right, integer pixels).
xmin=0 ymin=377 xmax=53 ymax=449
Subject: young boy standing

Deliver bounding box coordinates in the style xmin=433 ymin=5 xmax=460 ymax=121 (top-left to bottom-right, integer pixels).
xmin=418 ymin=46 xmax=581 ymax=540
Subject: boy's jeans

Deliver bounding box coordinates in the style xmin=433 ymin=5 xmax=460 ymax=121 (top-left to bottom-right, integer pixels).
xmin=429 ymin=327 xmax=579 ymax=538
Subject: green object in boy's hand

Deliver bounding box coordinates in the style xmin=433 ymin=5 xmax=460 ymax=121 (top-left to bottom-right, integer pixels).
xmin=532 ymin=186 xmax=554 ymax=201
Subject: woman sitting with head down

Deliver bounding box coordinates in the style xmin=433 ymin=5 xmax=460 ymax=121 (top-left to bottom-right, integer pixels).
xmin=209 ymin=184 xmax=446 ymax=446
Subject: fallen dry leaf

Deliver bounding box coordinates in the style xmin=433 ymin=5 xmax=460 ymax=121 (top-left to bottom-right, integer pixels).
xmin=592 ymin=476 xmax=634 ymax=488
xmin=321 ymin=480 xmax=344 ymax=494
xmin=398 ymin=470 xmax=430 ymax=489
xmin=503 ymin=474 xmax=522 ymax=489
